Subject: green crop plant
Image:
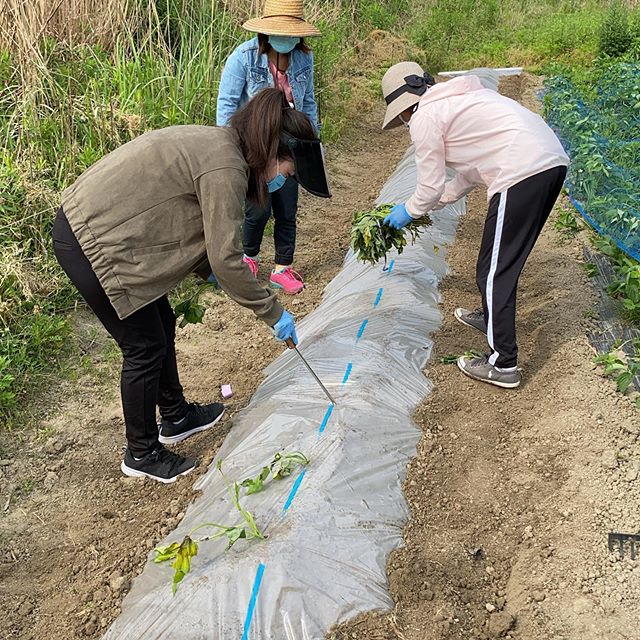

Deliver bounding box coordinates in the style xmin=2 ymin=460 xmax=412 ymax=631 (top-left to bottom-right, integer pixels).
xmin=173 ymin=282 xmax=219 ymax=328
xmin=241 ymin=451 xmax=310 ymax=494
xmin=591 ymin=235 xmax=640 ymax=326
xmin=351 ymin=204 xmax=432 ymax=266
xmin=439 ymin=349 xmax=484 ymax=365
xmin=593 ymin=340 xmax=640 ymax=401
xmin=555 ymin=207 xmax=581 ymax=237
xmin=154 ymin=452 xmax=308 ymax=592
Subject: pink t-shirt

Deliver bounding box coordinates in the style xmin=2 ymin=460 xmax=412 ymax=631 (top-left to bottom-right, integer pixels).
xmin=269 ymin=60 xmax=294 ymax=106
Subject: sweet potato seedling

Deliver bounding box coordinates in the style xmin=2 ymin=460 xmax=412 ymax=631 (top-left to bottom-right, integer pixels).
xmin=351 ymin=204 xmax=432 ymax=266
xmin=241 ymin=451 xmax=309 ymax=494
xmin=154 ymin=453 xmax=310 ymax=593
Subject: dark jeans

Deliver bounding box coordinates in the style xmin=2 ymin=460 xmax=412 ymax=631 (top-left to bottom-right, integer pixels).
xmin=476 ymin=165 xmax=567 ymax=368
xmin=243 ymin=176 xmax=298 ymax=265
xmin=52 ymin=208 xmax=188 ymax=456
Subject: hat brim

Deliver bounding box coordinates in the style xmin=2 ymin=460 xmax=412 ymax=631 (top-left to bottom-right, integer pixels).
xmin=382 ymin=93 xmax=421 ymax=130
xmin=243 ymin=16 xmax=321 ymax=37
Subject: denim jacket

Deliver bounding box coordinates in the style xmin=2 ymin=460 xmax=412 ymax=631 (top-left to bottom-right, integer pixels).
xmin=216 ymin=37 xmax=319 ymax=132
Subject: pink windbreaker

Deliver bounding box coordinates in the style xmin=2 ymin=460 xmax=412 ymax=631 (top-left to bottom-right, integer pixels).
xmin=405 ymin=75 xmax=569 ymax=218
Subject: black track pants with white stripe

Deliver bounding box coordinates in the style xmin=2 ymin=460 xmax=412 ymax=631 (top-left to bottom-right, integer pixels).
xmin=476 ymin=165 xmax=567 ymax=368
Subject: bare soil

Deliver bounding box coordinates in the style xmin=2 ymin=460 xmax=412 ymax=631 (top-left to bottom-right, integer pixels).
xmin=331 ymin=76 xmax=640 ymax=640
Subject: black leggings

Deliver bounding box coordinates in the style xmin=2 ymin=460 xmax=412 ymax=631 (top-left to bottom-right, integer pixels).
xmin=52 ymin=208 xmax=188 ymax=456
xmin=243 ymin=176 xmax=298 ymax=265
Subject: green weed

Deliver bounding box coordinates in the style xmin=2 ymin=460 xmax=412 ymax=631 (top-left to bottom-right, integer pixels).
xmin=593 ymin=339 xmax=640 ymax=396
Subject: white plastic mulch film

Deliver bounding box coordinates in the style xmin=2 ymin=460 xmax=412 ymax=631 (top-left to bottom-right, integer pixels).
xmin=102 ymin=146 xmax=464 ymax=640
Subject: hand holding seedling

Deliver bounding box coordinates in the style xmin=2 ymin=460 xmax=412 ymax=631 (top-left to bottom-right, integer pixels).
xmin=351 ymin=204 xmax=432 ymax=265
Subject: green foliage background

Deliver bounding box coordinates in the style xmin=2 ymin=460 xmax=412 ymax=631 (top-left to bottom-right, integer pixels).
xmin=1 ymin=0 xmax=639 ymax=423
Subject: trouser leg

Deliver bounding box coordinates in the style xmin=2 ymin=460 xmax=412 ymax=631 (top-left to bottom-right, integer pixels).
xmin=271 ymin=177 xmax=299 ymax=266
xmin=156 ymin=297 xmax=188 ymax=422
xmin=52 ymin=208 xmax=182 ymax=456
xmin=476 ymin=166 xmax=567 ymax=368
xmin=243 ymin=194 xmax=273 ymax=258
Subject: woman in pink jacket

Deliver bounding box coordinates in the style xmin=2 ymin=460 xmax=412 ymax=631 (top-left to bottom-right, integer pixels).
xmin=381 ymin=62 xmax=569 ymax=389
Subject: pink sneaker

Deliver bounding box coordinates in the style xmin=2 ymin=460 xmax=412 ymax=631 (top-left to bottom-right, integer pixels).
xmin=270 ymin=267 xmax=304 ymax=295
xmin=243 ymin=255 xmax=259 ymax=278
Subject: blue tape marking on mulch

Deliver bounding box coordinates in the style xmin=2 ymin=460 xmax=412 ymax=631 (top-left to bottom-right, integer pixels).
xmin=318 ymin=403 xmax=335 ymax=435
xmin=356 ymin=319 xmax=369 ymax=342
xmin=373 ymin=288 xmax=384 ymax=307
xmin=281 ymin=469 xmax=307 ymax=516
xmin=241 ymin=563 xmax=266 ymax=640
xmin=342 ymin=362 xmax=353 ymax=385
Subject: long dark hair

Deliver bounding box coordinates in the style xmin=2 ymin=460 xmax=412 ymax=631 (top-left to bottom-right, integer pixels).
xmin=257 ymin=33 xmax=310 ymax=55
xmin=230 ymin=88 xmax=316 ymax=206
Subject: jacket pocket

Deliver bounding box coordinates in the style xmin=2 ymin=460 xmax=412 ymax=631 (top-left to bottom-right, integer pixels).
xmin=132 ymin=241 xmax=181 ymax=260
xmin=294 ymin=66 xmax=311 ymax=83
xmin=249 ymin=67 xmax=269 ymax=84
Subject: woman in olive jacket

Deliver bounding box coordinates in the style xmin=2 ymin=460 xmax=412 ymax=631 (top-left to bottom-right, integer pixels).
xmin=53 ymin=89 xmax=325 ymax=483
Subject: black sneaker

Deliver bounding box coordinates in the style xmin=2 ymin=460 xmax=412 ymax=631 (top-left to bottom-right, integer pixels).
xmin=454 ymin=307 xmax=487 ymax=334
xmin=121 ymin=446 xmax=197 ymax=483
xmin=158 ymin=402 xmax=225 ymax=445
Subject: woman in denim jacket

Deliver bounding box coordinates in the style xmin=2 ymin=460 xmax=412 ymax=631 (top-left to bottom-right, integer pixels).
xmin=216 ymin=0 xmax=320 ymax=294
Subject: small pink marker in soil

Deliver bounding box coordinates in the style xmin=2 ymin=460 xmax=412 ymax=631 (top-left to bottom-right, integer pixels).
xmin=221 ymin=384 xmax=233 ymax=399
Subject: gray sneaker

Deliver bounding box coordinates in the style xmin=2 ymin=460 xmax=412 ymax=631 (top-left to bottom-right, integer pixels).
xmin=457 ymin=354 xmax=521 ymax=389
xmin=454 ymin=307 xmax=487 ymax=334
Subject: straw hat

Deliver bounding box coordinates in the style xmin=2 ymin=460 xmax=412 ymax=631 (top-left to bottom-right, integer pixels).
xmin=243 ymin=0 xmax=321 ymax=37
xmin=381 ymin=61 xmax=435 ymax=130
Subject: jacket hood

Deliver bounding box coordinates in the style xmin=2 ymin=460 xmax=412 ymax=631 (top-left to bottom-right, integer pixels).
xmin=419 ymin=75 xmax=485 ymax=106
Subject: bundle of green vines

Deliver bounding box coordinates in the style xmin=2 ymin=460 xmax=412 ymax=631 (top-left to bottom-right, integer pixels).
xmin=350 ymin=204 xmax=432 ymax=265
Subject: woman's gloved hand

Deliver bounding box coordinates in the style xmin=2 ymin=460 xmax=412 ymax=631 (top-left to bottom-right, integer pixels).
xmin=272 ymin=310 xmax=298 ymax=345
xmin=383 ymin=203 xmax=413 ymax=229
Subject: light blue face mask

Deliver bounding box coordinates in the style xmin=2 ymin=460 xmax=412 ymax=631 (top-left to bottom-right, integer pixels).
xmin=269 ymin=35 xmax=301 ymax=54
xmin=267 ymin=159 xmax=287 ymax=193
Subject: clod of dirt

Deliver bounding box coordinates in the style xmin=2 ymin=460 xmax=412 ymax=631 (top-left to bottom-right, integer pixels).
xmin=625 ymin=460 xmax=640 ymax=482
xmin=487 ymin=611 xmax=516 ymax=637
xmin=109 ymin=571 xmax=129 ymax=594
xmin=44 ymin=438 xmax=66 ymax=455
xmin=532 ymin=590 xmax=546 ymax=602
xmin=601 ymin=449 xmax=618 ymax=469
xmin=44 ymin=471 xmax=59 ymax=490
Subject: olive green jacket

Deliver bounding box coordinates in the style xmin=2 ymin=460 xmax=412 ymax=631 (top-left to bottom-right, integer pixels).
xmin=61 ymin=125 xmax=283 ymax=326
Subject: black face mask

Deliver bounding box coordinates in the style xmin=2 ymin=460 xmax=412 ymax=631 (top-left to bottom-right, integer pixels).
xmin=279 ymin=131 xmax=332 ymax=198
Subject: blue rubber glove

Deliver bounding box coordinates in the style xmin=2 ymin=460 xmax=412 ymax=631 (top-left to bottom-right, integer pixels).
xmin=383 ymin=203 xmax=413 ymax=230
xmin=272 ymin=310 xmax=298 ymax=345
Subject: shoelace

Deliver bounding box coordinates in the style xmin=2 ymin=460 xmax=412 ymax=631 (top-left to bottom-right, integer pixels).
xmin=469 ymin=355 xmax=489 ymax=368
xmin=469 ymin=308 xmax=485 ymax=320
xmin=277 ymin=267 xmax=303 ymax=283
xmin=151 ymin=446 xmax=186 ymax=472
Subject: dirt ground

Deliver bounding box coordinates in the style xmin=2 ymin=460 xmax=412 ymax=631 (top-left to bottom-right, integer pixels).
xmin=332 ymin=76 xmax=640 ymax=640
xmin=2 ymin=75 xmax=639 ymax=640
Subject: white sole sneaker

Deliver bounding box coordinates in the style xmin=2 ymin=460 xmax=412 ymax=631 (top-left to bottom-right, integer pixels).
xmin=457 ymin=356 xmax=521 ymax=389
xmin=158 ymin=409 xmax=225 ymax=445
xmin=120 ymin=461 xmax=196 ymax=484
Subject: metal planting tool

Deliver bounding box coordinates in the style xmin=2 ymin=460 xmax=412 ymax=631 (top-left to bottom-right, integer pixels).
xmin=286 ymin=338 xmax=336 ymax=405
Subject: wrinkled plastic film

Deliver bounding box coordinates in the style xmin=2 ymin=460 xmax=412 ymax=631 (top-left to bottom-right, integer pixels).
xmin=103 ymin=148 xmax=465 ymax=640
